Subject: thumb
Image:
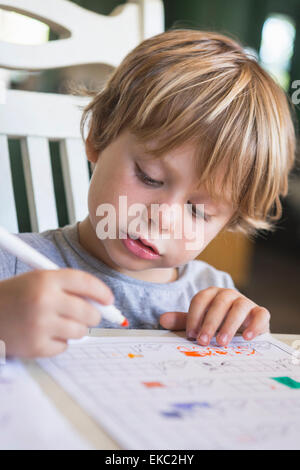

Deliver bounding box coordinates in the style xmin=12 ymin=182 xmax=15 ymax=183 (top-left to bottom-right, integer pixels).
xmin=159 ymin=312 xmax=187 ymax=331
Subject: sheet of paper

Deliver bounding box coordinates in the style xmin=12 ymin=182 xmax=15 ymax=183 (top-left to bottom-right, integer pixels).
xmin=38 ymin=333 xmax=300 ymax=450
xmin=0 ymin=359 xmax=91 ymax=449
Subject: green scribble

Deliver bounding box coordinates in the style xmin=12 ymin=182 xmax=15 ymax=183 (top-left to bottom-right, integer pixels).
xmin=271 ymin=377 xmax=300 ymax=389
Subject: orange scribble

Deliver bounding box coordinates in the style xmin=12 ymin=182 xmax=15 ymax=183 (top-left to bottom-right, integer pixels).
xmin=177 ymin=346 xmax=213 ymax=357
xmin=248 ymin=349 xmax=256 ymax=356
xmin=142 ymin=381 xmax=165 ymax=388
xmin=177 ymin=344 xmax=256 ymax=357
xmin=185 ymin=351 xmax=212 ymax=357
xmin=127 ymin=353 xmax=143 ymax=358
xmin=236 ymin=346 xmax=256 ymax=356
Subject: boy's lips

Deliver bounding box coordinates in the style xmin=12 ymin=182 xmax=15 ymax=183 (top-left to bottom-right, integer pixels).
xmin=138 ymin=236 xmax=160 ymax=255
xmin=121 ymin=233 xmax=162 ymax=259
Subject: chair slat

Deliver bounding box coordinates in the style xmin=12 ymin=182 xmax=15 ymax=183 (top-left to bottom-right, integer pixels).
xmin=0 ymin=90 xmax=89 ymax=140
xmin=0 ymin=0 xmax=165 ymax=233
xmin=0 ymin=0 xmax=164 ymax=70
xmin=140 ymin=0 xmax=165 ymax=39
xmin=20 ymin=137 xmax=58 ymax=232
xmin=59 ymin=138 xmax=90 ymax=224
xmin=0 ymin=135 xmax=18 ymax=232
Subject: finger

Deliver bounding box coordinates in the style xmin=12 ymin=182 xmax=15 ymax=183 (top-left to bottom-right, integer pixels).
xmin=56 ymin=268 xmax=114 ymax=305
xmin=42 ymin=339 xmax=68 ymax=358
xmin=31 ymin=339 xmax=68 ymax=359
xmin=159 ymin=312 xmax=187 ymax=331
xmin=52 ymin=317 xmax=89 ymax=341
xmin=216 ymin=298 xmax=256 ymax=346
xmin=242 ymin=306 xmax=271 ymax=341
xmin=196 ymin=290 xmax=241 ymax=345
xmin=59 ymin=292 xmax=101 ymax=326
xmin=186 ymin=287 xmax=219 ymax=339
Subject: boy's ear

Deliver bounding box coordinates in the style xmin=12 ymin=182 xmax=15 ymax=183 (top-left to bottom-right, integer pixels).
xmin=85 ymin=137 xmax=99 ymax=164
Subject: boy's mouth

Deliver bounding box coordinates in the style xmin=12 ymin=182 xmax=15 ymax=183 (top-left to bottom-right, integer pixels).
xmin=138 ymin=236 xmax=160 ymax=255
xmin=121 ymin=233 xmax=161 ymax=259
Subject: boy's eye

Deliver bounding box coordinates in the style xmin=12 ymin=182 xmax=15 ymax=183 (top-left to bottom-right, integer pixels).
xmin=135 ymin=163 xmax=211 ymax=222
xmin=135 ymin=163 xmax=163 ymax=187
xmin=187 ymin=202 xmax=211 ymax=222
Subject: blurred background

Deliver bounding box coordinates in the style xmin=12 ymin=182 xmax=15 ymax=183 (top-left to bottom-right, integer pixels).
xmin=0 ymin=0 xmax=299 ymax=333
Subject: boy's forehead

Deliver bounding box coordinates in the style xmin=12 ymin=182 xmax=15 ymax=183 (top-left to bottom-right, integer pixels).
xmin=132 ymin=132 xmax=196 ymax=158
xmin=132 ymin=134 xmax=199 ymax=173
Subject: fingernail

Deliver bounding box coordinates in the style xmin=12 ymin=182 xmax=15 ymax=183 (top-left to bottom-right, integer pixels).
xmin=198 ymin=333 xmax=209 ymax=345
xmin=187 ymin=330 xmax=197 ymax=340
xmin=245 ymin=331 xmax=253 ymax=340
xmin=219 ymin=333 xmax=228 ymax=345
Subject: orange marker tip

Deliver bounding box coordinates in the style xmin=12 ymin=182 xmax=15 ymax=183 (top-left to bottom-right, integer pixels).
xmin=121 ymin=318 xmax=129 ymax=327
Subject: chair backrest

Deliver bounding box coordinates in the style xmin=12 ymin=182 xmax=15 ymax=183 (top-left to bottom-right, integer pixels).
xmin=0 ymin=0 xmax=164 ymax=233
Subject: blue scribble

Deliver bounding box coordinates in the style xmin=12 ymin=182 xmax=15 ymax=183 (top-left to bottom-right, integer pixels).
xmin=161 ymin=410 xmax=182 ymax=418
xmin=160 ymin=401 xmax=212 ymax=420
xmin=173 ymin=401 xmax=211 ymax=410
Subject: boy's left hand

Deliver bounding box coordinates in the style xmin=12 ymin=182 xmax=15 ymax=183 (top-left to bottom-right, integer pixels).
xmin=159 ymin=287 xmax=271 ymax=346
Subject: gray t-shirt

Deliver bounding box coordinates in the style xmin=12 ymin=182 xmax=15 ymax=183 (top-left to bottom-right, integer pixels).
xmin=0 ymin=222 xmax=238 ymax=329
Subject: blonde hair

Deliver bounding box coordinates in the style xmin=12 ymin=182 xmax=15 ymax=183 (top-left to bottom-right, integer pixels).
xmin=80 ymin=29 xmax=297 ymax=238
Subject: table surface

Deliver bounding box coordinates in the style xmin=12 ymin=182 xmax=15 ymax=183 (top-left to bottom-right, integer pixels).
xmin=22 ymin=330 xmax=300 ymax=450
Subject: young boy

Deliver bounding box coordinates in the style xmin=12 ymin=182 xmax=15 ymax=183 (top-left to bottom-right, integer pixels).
xmin=0 ymin=29 xmax=296 ymax=358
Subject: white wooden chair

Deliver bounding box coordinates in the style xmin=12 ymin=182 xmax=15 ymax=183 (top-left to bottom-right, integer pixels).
xmin=0 ymin=0 xmax=164 ymax=233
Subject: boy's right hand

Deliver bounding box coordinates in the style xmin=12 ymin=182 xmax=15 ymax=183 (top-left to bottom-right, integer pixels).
xmin=0 ymin=268 xmax=114 ymax=358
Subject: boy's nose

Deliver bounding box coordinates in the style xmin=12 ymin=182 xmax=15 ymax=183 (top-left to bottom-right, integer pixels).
xmin=145 ymin=202 xmax=181 ymax=237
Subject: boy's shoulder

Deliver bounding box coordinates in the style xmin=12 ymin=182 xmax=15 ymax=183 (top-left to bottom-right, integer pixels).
xmin=15 ymin=226 xmax=67 ymax=261
xmin=0 ymin=226 xmax=68 ymax=280
xmin=16 ymin=227 xmax=60 ymax=250
xmin=186 ymin=258 xmax=238 ymax=291
xmin=17 ymin=226 xmax=73 ymax=269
